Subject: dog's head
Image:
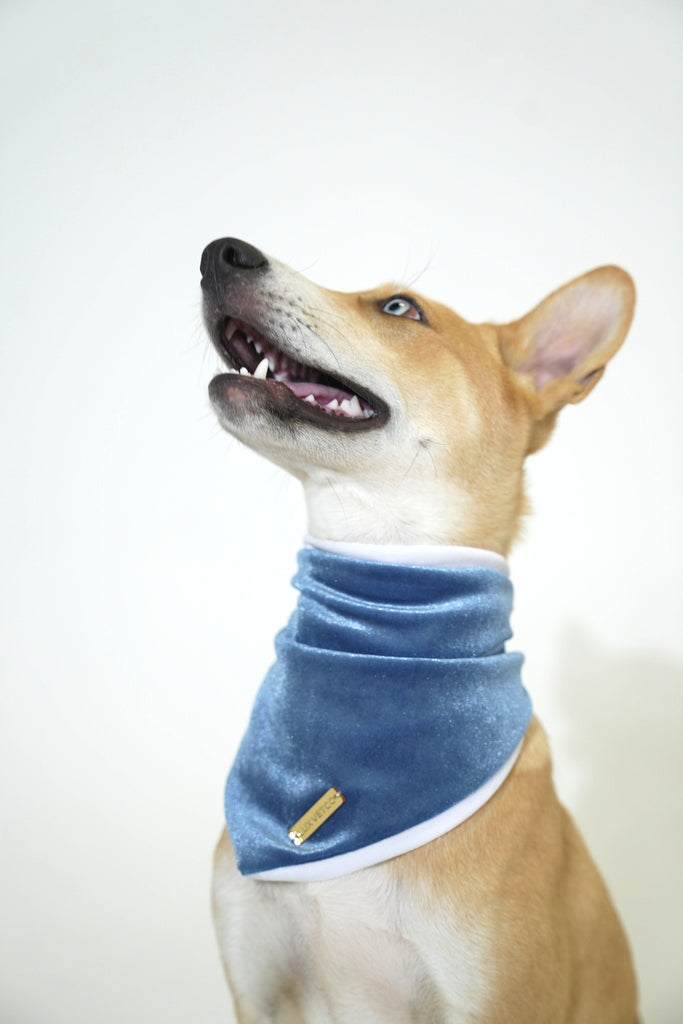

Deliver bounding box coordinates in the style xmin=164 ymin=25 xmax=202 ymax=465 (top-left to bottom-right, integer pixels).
xmin=201 ymin=238 xmax=634 ymax=551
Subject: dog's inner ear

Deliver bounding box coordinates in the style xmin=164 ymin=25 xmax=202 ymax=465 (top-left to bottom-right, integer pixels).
xmin=495 ymin=266 xmax=635 ymax=421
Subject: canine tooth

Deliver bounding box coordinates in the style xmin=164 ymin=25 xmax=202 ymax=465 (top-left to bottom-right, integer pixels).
xmin=340 ymin=399 xmax=352 ymax=414
xmin=253 ymin=340 xmax=263 ymax=354
xmin=304 ymin=394 xmax=316 ymax=404
xmin=347 ymin=395 xmax=362 ymax=417
xmin=326 ymin=399 xmax=339 ymax=410
xmin=254 ymin=357 xmax=269 ymax=379
xmin=225 ymin=321 xmax=238 ymax=342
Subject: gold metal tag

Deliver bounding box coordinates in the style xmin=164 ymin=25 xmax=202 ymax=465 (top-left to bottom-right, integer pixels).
xmin=288 ymin=787 xmax=346 ymax=846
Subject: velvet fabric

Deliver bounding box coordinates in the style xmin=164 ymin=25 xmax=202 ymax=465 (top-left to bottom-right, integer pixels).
xmin=225 ymin=548 xmax=531 ymax=877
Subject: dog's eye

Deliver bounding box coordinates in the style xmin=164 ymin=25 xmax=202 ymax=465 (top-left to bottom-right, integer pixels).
xmin=380 ymin=296 xmax=423 ymax=321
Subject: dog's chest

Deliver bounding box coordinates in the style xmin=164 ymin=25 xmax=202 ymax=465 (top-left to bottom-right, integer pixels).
xmin=214 ymin=836 xmax=491 ymax=1022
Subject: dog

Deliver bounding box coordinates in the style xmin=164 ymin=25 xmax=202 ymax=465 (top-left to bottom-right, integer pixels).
xmin=200 ymin=237 xmax=639 ymax=1023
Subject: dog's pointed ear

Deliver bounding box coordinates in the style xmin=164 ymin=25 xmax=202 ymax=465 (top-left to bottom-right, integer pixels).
xmin=496 ymin=266 xmax=635 ymax=426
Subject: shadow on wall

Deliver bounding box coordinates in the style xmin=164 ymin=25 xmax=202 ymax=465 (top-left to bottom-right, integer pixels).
xmin=551 ymin=626 xmax=683 ymax=1024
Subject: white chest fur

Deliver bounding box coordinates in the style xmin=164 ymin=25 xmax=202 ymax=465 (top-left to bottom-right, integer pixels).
xmin=212 ymin=829 xmax=491 ymax=1023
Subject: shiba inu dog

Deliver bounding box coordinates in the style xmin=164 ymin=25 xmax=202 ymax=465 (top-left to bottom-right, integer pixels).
xmin=201 ymin=237 xmax=638 ymax=1023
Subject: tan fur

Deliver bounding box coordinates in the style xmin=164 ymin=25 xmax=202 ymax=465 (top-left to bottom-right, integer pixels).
xmin=389 ymin=720 xmax=638 ymax=1022
xmin=204 ymin=246 xmax=638 ymax=1022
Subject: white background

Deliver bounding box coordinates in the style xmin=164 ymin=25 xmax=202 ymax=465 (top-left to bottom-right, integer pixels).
xmin=2 ymin=0 xmax=681 ymax=1021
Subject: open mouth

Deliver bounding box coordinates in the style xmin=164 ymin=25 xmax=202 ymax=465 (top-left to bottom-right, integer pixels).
xmin=211 ymin=316 xmax=389 ymax=430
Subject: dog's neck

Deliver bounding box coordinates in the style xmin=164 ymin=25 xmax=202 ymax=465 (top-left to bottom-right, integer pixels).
xmin=301 ymin=472 xmax=515 ymax=553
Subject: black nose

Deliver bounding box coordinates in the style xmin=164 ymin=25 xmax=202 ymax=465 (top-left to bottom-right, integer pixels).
xmin=200 ymin=237 xmax=268 ymax=281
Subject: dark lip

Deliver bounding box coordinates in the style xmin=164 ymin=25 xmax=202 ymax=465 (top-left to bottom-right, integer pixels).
xmin=207 ymin=315 xmax=390 ymax=433
xmin=208 ymin=373 xmax=390 ymax=433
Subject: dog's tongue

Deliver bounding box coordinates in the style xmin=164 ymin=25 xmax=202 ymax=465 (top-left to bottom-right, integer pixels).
xmin=281 ymin=379 xmax=373 ymax=418
xmin=285 ymin=381 xmax=355 ymax=404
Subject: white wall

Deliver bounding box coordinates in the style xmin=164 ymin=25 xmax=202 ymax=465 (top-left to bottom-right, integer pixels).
xmin=1 ymin=1 xmax=681 ymax=1021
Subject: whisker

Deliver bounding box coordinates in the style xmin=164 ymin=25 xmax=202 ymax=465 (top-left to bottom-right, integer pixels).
xmin=290 ymin=315 xmax=344 ymax=374
xmin=293 ymin=256 xmax=323 ymax=275
xmin=325 ymin=475 xmax=348 ymax=520
xmin=402 ymin=438 xmax=441 ymax=482
xmin=403 ymin=245 xmax=438 ymax=290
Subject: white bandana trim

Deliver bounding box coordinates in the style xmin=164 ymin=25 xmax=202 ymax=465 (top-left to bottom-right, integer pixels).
xmin=305 ymin=536 xmax=510 ymax=575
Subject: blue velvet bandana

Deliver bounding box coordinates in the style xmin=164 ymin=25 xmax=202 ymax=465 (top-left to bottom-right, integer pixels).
xmin=225 ymin=547 xmax=531 ymax=880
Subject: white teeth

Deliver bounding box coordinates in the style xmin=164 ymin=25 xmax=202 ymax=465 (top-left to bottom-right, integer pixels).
xmin=254 ymin=357 xmax=269 ymax=379
xmin=326 ymin=399 xmax=339 ymax=410
xmin=304 ymin=394 xmax=316 ymax=404
xmin=340 ymin=399 xmax=352 ymax=415
xmin=239 ymin=366 xmax=251 ymax=376
xmin=225 ymin=321 xmax=238 ymax=342
xmin=253 ymin=340 xmax=263 ymax=354
xmin=347 ymin=395 xmax=362 ymax=417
